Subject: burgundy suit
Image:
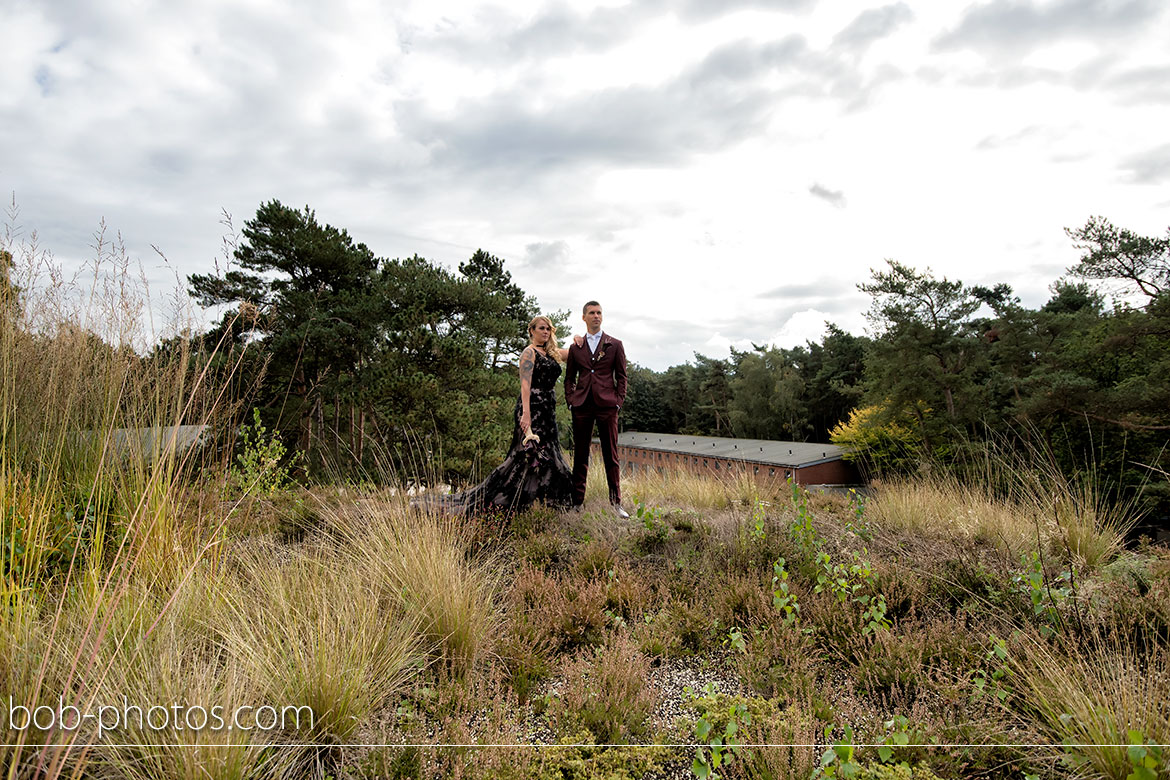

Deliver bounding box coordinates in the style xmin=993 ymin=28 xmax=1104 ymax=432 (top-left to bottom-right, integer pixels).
xmin=564 ymin=333 xmax=627 ymax=505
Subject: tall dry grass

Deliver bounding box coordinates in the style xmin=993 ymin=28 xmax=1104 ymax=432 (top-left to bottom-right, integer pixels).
xmin=318 ymin=496 xmax=502 ymax=677
xmin=214 ymin=544 xmax=424 ymax=742
xmin=865 ymin=476 xmax=1050 ymax=556
xmin=618 ymin=463 xmax=768 ymax=509
xmin=1013 ymin=632 xmax=1170 ymax=779
xmin=1 ymin=205 xmax=247 ymax=777
xmin=866 ymin=464 xmax=1138 ymax=567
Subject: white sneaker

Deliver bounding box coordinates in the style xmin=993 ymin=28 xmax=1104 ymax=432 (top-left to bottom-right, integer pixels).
xmin=613 ymin=504 xmax=630 ymax=519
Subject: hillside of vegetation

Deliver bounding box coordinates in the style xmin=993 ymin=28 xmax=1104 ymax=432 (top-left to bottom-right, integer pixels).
xmin=2 ymin=206 xmax=1168 ymax=779
xmin=5 ymin=459 xmax=1169 ymax=779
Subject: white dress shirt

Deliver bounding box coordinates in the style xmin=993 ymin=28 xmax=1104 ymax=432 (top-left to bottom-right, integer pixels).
xmin=586 ymin=331 xmax=603 ymax=354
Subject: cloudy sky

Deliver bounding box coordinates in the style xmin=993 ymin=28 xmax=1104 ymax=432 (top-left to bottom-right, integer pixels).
xmin=3 ymin=0 xmax=1168 ymax=369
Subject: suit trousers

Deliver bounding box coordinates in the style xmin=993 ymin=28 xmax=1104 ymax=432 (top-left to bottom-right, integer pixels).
xmin=570 ymin=400 xmax=621 ymax=505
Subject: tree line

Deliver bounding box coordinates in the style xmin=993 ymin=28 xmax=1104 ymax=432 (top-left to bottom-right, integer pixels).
xmin=182 ymin=201 xmax=1168 ymax=516
xmin=622 ymin=216 xmax=1169 ymax=518
xmin=184 ymin=200 xmax=562 ymax=482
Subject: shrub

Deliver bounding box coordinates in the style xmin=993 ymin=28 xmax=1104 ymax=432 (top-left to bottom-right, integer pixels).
xmin=500 ymin=565 xmax=561 ymax=703
xmin=713 ymin=573 xmax=773 ymax=630
xmin=737 ymin=622 xmax=820 ymax=700
xmin=516 ymin=530 xmax=570 ymax=571
xmin=548 ymin=634 xmax=657 ymax=744
xmin=574 ymin=537 xmax=618 ymax=579
xmin=603 ymin=562 xmax=655 ymax=623
xmin=229 ymin=407 xmax=299 ymax=497
xmin=852 ymin=630 xmax=927 ymax=700
xmin=556 ymin=578 xmax=609 ymax=652
xmin=663 ymin=599 xmax=713 ymax=655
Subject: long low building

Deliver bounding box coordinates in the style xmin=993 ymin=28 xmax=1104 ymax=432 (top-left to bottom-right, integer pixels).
xmin=614 ymin=431 xmax=861 ymax=486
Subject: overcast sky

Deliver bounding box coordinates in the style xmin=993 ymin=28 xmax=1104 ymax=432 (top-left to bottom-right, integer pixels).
xmin=3 ymin=0 xmax=1168 ymax=369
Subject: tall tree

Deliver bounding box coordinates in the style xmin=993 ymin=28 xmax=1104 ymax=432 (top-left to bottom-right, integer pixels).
xmin=728 ymin=345 xmax=808 ymax=440
xmin=1066 ymin=216 xmax=1169 ymax=300
xmin=796 ymin=324 xmax=868 ymax=441
xmin=458 ymin=249 xmax=540 ymax=370
xmin=622 ymin=363 xmax=671 ymax=433
xmin=188 ymin=200 xmax=380 ymax=466
xmin=858 ymin=260 xmax=995 ymax=453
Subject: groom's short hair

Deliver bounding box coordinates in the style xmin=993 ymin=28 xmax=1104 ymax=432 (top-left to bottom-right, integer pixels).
xmin=583 ymin=300 xmax=601 ymax=314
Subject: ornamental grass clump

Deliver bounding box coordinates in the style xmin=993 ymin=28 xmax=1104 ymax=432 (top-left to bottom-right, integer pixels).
xmin=215 ymin=545 xmax=424 ymax=742
xmin=1013 ymin=631 xmax=1170 ymax=779
xmin=319 ymin=497 xmax=501 ymax=677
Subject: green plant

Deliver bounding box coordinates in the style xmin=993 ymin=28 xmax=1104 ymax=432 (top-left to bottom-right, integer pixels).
xmin=858 ymin=592 xmax=891 ymax=635
xmin=230 ymin=408 xmax=299 ymax=496
xmin=1011 ymin=551 xmax=1072 ymax=638
xmin=789 ymin=480 xmax=820 ymax=563
xmin=750 ymin=499 xmax=767 ymax=540
xmin=1125 ymin=729 xmax=1166 ymax=780
xmin=876 ymin=715 xmax=922 ymax=768
xmin=846 ymin=488 xmax=871 ymax=541
xmin=771 ymin=556 xmax=801 ymax=627
xmin=689 ymin=683 xmax=751 ymax=780
xmin=970 ymin=633 xmax=1012 ymax=704
xmin=727 ymin=626 xmax=747 ymax=654
xmin=815 ymin=724 xmax=862 ymax=779
xmin=632 ymin=499 xmax=670 ymax=554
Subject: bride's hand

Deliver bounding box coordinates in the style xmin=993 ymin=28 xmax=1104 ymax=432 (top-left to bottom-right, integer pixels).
xmin=573 ymin=334 xmax=584 ymax=347
xmin=520 ymin=410 xmax=531 ymax=432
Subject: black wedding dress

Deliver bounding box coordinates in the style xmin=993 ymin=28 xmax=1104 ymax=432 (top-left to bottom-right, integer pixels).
xmin=428 ymin=350 xmax=574 ymax=516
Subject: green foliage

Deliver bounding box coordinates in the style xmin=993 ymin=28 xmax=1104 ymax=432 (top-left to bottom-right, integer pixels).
xmin=771 ymin=556 xmax=800 ymax=627
xmin=1125 ymin=729 xmax=1166 ymax=780
xmin=230 ymin=407 xmax=298 ymax=496
xmin=787 ymin=481 xmax=890 ymax=634
xmin=788 ymin=480 xmax=820 ymax=564
xmin=1066 ymin=216 xmax=1169 ymax=300
xmin=187 ymin=200 xmax=537 ymax=482
xmin=726 ymin=626 xmax=747 ymax=654
xmin=1 ymin=489 xmax=119 ymax=588
xmin=632 ymin=499 xmax=670 ymax=555
xmin=689 ymin=684 xmax=753 ymax=780
xmin=846 ymin=488 xmax=871 ymax=540
xmin=622 ymin=363 xmax=674 ymax=434
xmin=830 ymin=405 xmax=925 ymax=477
xmin=1011 ymin=551 xmax=1072 ymax=638
xmin=969 ymin=633 xmax=1013 ymax=704
xmin=749 ymin=499 xmax=767 ymax=541
xmin=815 ymin=724 xmax=862 ymax=779
xmin=628 ymin=324 xmax=865 ymax=441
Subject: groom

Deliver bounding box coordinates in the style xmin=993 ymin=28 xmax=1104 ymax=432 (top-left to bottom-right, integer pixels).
xmin=565 ymin=300 xmax=629 ymax=517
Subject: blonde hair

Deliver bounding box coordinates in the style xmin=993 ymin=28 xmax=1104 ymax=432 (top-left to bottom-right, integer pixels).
xmin=528 ymin=315 xmax=562 ymax=362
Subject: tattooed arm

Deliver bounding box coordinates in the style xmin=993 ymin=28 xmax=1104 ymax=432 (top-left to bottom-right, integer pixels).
xmin=519 ymin=346 xmax=536 ymax=432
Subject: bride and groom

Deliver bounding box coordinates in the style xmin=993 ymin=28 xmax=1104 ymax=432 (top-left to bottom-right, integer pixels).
xmin=436 ymin=300 xmax=630 ymax=519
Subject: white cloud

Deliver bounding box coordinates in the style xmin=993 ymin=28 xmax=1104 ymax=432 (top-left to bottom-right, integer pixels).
xmin=771 ymin=309 xmax=838 ymax=349
xmin=2 ymin=0 xmax=1169 ymax=370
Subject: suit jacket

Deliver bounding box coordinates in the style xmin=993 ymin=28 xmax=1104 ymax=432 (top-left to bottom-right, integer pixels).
xmin=565 ymin=333 xmax=627 ymax=408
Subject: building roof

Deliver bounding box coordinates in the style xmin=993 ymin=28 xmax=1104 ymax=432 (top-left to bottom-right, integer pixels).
xmin=618 ymin=431 xmax=846 ymax=469
xmin=77 ymin=425 xmax=209 ymax=460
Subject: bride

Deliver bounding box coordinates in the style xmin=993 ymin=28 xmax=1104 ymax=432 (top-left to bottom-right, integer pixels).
xmin=428 ymin=316 xmax=575 ymax=515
